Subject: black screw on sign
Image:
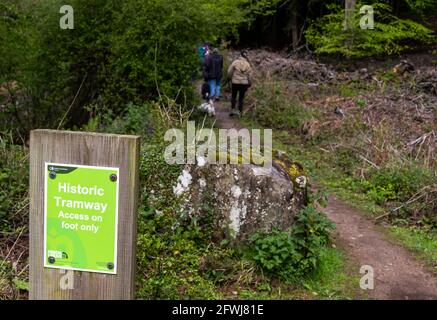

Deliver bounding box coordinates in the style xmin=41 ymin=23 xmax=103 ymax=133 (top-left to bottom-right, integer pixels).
xmin=107 ymin=262 xmax=114 ymax=270
xmin=49 ymin=171 xmax=57 ymax=180
xmin=110 ymin=174 xmax=117 ymax=182
xmin=48 ymin=256 xmax=56 ymax=264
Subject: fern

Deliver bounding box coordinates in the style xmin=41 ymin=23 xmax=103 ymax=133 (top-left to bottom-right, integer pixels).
xmin=305 ymin=2 xmax=436 ymax=58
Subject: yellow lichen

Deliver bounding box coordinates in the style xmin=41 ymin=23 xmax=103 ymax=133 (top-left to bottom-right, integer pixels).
xmin=272 ymin=150 xmax=308 ymax=189
xmin=202 ymin=149 xmax=307 ymax=190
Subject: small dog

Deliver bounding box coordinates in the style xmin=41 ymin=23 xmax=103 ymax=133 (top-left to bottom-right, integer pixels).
xmin=201 ymin=82 xmax=211 ymax=100
xmin=198 ymin=99 xmax=215 ymax=117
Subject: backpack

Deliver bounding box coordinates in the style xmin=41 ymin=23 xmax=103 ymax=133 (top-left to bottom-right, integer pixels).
xmin=201 ymin=82 xmax=211 ymax=100
xmin=198 ymin=46 xmax=206 ymax=59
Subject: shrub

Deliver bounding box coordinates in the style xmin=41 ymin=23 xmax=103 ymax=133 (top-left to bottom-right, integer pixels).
xmin=133 ymin=129 xmax=218 ymax=299
xmin=97 ymin=102 xmax=155 ymax=137
xmin=306 ymin=3 xmax=436 ymax=58
xmin=0 ymin=135 xmax=28 ymax=232
xmin=249 ymin=82 xmax=316 ymax=130
xmin=249 ymin=206 xmax=335 ymax=282
xmin=362 ymin=163 xmax=434 ymax=204
xmin=1 ymin=0 xmax=257 ymax=136
xmin=136 ymin=210 xmax=220 ymax=299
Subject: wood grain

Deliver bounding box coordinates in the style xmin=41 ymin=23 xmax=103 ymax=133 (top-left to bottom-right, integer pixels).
xmin=29 ymin=130 xmax=140 ymax=300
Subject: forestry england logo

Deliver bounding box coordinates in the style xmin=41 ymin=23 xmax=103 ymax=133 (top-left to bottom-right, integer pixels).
xmin=164 ymin=121 xmax=272 ymax=168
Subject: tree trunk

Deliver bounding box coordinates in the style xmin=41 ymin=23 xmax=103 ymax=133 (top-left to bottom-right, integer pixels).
xmin=291 ymin=10 xmax=299 ymax=50
xmin=344 ymin=0 xmax=356 ymax=30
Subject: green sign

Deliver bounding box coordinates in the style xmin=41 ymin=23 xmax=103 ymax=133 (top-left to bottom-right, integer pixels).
xmin=44 ymin=163 xmax=119 ymax=274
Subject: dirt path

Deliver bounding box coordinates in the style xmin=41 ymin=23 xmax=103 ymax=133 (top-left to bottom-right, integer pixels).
xmin=213 ymin=95 xmax=244 ymax=130
xmin=213 ymin=98 xmax=437 ymax=300
xmin=326 ymin=196 xmax=437 ymax=300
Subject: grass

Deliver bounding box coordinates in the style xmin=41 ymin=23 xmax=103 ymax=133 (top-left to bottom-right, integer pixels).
xmin=339 ymin=84 xmax=360 ymax=98
xmin=0 ymin=98 xmax=363 ymax=300
xmin=388 ymin=226 xmax=437 ymax=274
xmin=135 ymin=207 xmax=359 ymax=300
xmin=0 ymin=257 xmax=28 ymax=300
xmin=239 ymin=119 xmax=385 ymax=217
xmin=245 ymin=121 xmax=437 ymax=276
xmin=220 ymin=247 xmax=360 ymax=300
xmin=300 ymin=247 xmax=362 ymax=300
xmin=212 ymin=118 xmax=362 ymax=300
xmin=135 ymin=137 xmax=359 ymax=300
xmin=0 ymin=134 xmax=29 ymax=300
xmin=240 ymin=70 xmax=437 ymax=288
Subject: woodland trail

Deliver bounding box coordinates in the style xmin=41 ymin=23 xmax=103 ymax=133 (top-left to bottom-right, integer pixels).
xmin=326 ymin=196 xmax=437 ymax=300
xmin=213 ymin=97 xmax=437 ymax=300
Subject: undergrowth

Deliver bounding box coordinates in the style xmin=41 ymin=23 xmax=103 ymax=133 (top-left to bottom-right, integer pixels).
xmin=248 ymin=206 xmax=335 ymax=283
xmin=0 ymin=99 xmax=356 ymax=300
xmin=388 ymin=226 xmax=437 ymax=273
xmin=245 ymin=69 xmax=437 ymax=231
xmin=243 ymin=55 xmax=436 ymax=270
xmin=133 ymin=114 xmax=349 ymax=299
xmin=0 ymin=133 xmax=29 ymax=300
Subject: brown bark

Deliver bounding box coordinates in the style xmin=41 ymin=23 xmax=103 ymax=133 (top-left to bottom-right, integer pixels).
xmin=291 ymin=10 xmax=299 ymax=50
xmin=345 ymin=0 xmax=356 ymax=30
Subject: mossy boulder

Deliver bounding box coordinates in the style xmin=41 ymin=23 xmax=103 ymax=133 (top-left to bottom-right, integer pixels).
xmin=173 ymin=151 xmax=308 ymax=243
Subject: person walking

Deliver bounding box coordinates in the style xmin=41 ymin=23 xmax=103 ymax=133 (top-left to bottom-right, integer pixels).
xmin=203 ymin=48 xmax=223 ymax=101
xmin=197 ymin=42 xmax=210 ymax=66
xmin=227 ymin=50 xmax=252 ymax=117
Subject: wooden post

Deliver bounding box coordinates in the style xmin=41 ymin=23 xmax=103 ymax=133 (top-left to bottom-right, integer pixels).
xmin=29 ymin=130 xmax=140 ymax=300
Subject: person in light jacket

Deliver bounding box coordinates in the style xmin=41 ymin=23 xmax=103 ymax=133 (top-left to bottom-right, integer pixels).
xmin=227 ymin=50 xmax=252 ymax=117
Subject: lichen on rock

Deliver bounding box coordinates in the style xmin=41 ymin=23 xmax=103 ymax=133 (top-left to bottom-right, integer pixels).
xmin=173 ymin=152 xmax=308 ymax=243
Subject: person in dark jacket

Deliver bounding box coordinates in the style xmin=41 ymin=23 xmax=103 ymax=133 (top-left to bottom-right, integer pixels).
xmin=203 ymin=48 xmax=223 ymax=101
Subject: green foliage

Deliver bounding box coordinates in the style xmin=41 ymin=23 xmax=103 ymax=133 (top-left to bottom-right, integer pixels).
xmin=134 ymin=130 xmax=218 ymax=299
xmin=249 ymin=206 xmax=335 ymax=282
xmin=136 ymin=210 xmax=220 ymax=299
xmin=404 ymin=0 xmax=437 ymax=17
xmin=302 ymin=247 xmax=357 ymax=300
xmin=360 ymin=180 xmax=397 ymax=205
xmin=140 ymin=144 xmax=182 ymax=215
xmin=0 ymin=135 xmax=28 ymax=232
xmin=389 ymin=226 xmax=437 ymax=271
xmin=244 ymin=0 xmax=286 ymax=16
xmin=0 ymin=1 xmax=39 ymax=134
xmin=330 ymin=161 xmax=436 ymax=228
xmin=362 ymin=164 xmax=434 ymax=204
xmin=306 ymin=3 xmax=436 ymax=58
xmin=83 ymin=102 xmax=156 ymax=138
xmin=250 ymin=229 xmax=303 ymax=277
xmin=102 ymin=0 xmax=240 ymax=108
xmin=1 ymin=0 xmax=260 ymax=136
xmin=331 ymin=147 xmax=361 ymax=176
xmin=0 ymin=258 xmax=26 ymax=299
xmin=248 ymin=82 xmax=316 ymax=130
